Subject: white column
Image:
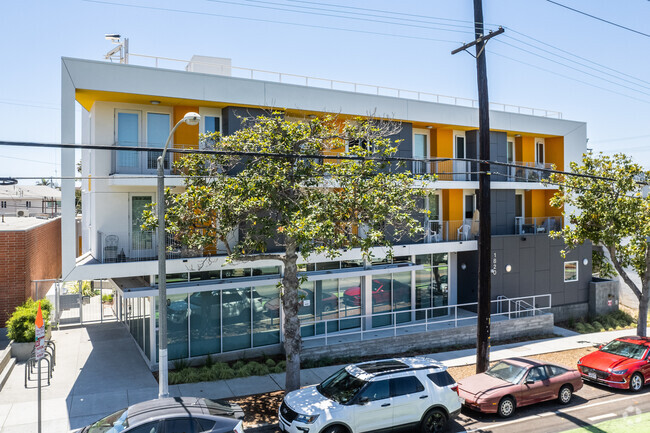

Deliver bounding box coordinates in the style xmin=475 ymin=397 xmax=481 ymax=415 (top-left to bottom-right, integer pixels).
xmin=61 ymin=60 xmax=77 ymax=277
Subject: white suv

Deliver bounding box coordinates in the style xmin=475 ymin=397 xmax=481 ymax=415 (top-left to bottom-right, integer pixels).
xmin=278 ymin=357 xmax=462 ymax=433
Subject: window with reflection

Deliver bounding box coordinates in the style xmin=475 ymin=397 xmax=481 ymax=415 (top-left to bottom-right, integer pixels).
xmin=339 ymin=276 xmax=362 ymax=331
xmin=299 ymin=281 xmax=316 ymax=337
xmin=315 ymin=279 xmax=339 ymax=334
xmin=372 ymin=274 xmax=393 ymax=328
xmin=253 ymin=285 xmax=280 ymax=347
xmin=222 ymin=288 xmax=251 ymax=352
xmin=415 ymin=254 xmax=449 ymax=320
xmin=393 ymin=272 xmax=412 ymax=324
xmin=189 ymin=291 xmax=221 ymax=357
xmin=166 ymin=294 xmax=189 ymax=360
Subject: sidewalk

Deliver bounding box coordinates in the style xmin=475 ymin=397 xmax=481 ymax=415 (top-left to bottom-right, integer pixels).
xmin=0 ymin=323 xmax=647 ymax=433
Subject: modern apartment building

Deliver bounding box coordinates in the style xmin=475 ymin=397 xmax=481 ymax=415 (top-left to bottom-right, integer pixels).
xmin=60 ymin=55 xmax=591 ymax=368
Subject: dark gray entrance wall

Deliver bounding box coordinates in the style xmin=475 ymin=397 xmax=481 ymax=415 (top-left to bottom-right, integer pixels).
xmin=465 ymin=130 xmax=507 ymax=181
xmin=491 ymin=235 xmax=592 ymax=306
xmin=385 ymin=121 xmax=412 ymax=174
xmin=456 ymin=235 xmax=592 ymax=308
xmin=491 ymin=190 xmax=516 ymax=236
xmin=222 ymin=106 xmax=271 ymax=135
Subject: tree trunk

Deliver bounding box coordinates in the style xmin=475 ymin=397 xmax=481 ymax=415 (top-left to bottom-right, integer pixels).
xmin=282 ymin=242 xmax=302 ymax=392
xmin=638 ymin=286 xmax=649 ymax=337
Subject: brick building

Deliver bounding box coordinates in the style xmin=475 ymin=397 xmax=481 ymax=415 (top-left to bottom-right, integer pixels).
xmin=0 ymin=216 xmax=61 ymax=325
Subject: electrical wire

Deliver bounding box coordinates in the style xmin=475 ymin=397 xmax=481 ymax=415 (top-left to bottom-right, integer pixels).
xmin=546 ymin=0 xmax=650 ymax=38
xmin=81 ymin=0 xmax=462 ymax=45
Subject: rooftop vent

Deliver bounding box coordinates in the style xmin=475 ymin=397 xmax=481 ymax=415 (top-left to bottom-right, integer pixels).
xmin=185 ymin=55 xmax=232 ymax=76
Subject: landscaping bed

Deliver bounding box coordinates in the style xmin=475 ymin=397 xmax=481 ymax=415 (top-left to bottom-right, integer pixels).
xmin=558 ymin=310 xmax=636 ymax=334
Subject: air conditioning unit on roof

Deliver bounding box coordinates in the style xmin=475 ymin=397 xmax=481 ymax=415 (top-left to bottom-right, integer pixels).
xmin=16 ymin=210 xmax=28 ymax=217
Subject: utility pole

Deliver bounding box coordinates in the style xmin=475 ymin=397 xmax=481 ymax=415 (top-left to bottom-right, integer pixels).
xmin=452 ymin=1 xmax=504 ymax=373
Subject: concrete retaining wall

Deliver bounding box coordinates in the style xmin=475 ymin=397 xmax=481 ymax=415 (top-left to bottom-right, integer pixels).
xmin=301 ymin=314 xmax=554 ymax=361
xmin=589 ymin=278 xmax=619 ymax=317
xmin=551 ymin=302 xmax=589 ymax=322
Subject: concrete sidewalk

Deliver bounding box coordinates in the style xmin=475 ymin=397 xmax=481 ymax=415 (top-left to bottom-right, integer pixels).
xmin=0 ymin=323 xmax=647 ymax=433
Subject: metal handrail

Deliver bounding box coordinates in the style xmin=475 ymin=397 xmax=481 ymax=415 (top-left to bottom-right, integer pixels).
xmin=301 ymin=293 xmax=552 ymax=345
xmin=127 ymin=53 xmax=562 ymax=119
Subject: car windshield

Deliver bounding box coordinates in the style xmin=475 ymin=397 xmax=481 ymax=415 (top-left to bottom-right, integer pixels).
xmin=601 ymin=340 xmax=647 ymax=360
xmin=317 ymin=367 xmax=367 ymax=404
xmin=485 ymin=361 xmax=527 ymax=384
xmin=86 ymin=408 xmax=129 ymax=433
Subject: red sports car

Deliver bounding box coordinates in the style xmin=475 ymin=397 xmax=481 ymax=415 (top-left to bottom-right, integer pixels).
xmin=577 ymin=336 xmax=650 ymax=391
xmin=458 ymin=357 xmax=583 ymax=418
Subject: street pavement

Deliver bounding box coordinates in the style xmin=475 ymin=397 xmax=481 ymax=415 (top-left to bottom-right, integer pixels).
xmin=0 ymin=322 xmax=648 ymax=433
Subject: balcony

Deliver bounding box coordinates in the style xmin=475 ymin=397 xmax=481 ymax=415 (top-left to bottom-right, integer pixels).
xmin=412 ymin=160 xmax=553 ymax=182
xmin=111 ymin=143 xmax=197 ymax=175
xmin=424 ymin=220 xmax=477 ymax=243
xmin=515 ymin=216 xmax=562 ymax=235
xmin=97 ymin=230 xmax=208 ymax=263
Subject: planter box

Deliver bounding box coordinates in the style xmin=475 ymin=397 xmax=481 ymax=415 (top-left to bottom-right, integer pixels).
xmin=9 ymin=329 xmax=52 ymax=362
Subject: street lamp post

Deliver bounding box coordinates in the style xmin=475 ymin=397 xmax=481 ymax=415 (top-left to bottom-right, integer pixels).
xmin=157 ymin=112 xmax=200 ymax=398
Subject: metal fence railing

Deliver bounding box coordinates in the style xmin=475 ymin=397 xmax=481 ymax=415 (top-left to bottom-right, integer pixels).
xmin=126 ymin=53 xmax=562 ymax=119
xmin=97 ymin=230 xmax=206 ymax=263
xmin=515 ymin=216 xmax=563 ymax=235
xmin=301 ymin=294 xmax=551 ymax=345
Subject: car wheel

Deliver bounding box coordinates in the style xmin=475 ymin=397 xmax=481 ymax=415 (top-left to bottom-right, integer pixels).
xmin=497 ymin=396 xmax=516 ymax=418
xmin=629 ymin=372 xmax=644 ymax=392
xmin=558 ymin=385 xmax=573 ymax=404
xmin=321 ymin=425 xmax=345 ymax=433
xmin=420 ymin=408 xmax=447 ymax=433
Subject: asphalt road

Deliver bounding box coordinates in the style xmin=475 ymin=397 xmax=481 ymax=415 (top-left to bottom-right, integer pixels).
xmin=249 ymin=383 xmax=650 ymax=433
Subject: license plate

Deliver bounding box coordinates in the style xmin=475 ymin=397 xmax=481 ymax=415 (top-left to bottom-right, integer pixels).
xmin=589 ymin=372 xmax=597 ymax=379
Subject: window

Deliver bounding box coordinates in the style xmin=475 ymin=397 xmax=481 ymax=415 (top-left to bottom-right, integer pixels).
xmin=427 ymin=371 xmax=456 ymax=387
xmin=515 ymin=194 xmax=523 ymax=218
xmin=127 ymin=421 xmax=161 ymax=433
xmin=527 ymin=366 xmax=549 ymax=382
xmin=564 ymin=261 xmax=578 ymax=282
xmin=455 ymin=135 xmax=466 ymax=159
xmin=390 ymin=376 xmax=425 ymax=397
xmin=204 ymin=115 xmax=220 ymax=134
xmin=146 ymin=112 xmax=171 ymax=170
xmin=1 ymin=201 xmax=6 ymax=208
xmin=507 ymin=137 xmax=515 ymax=163
xmin=464 ymin=194 xmax=475 ymax=220
xmin=25 ymin=201 xmax=31 ymax=208
xmin=546 ymin=365 xmax=568 ymax=378
xmin=116 ymin=111 xmax=140 ymax=169
xmin=535 ymin=139 xmax=545 ymax=165
xmin=413 ymin=130 xmax=429 ymax=174
xmin=359 ymin=380 xmax=390 ymax=402
xmin=163 ymin=418 xmax=197 ymax=433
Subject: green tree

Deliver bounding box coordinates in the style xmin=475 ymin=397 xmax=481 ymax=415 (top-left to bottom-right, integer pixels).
xmin=144 ymin=114 xmax=431 ymax=391
xmin=550 ymin=152 xmax=650 ymax=336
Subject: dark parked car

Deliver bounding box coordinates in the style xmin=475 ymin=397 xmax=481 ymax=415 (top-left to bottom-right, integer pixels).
xmin=343 ymin=278 xmax=410 ymax=307
xmin=458 ymin=357 xmax=583 ymax=418
xmin=578 ymin=336 xmax=650 ymax=391
xmin=74 ymin=397 xmax=244 ymax=433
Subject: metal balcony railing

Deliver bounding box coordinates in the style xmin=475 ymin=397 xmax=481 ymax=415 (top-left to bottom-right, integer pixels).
xmin=412 ymin=159 xmax=555 ymax=182
xmin=97 ymin=230 xmax=206 ymax=263
xmin=126 ymin=53 xmax=562 ymax=119
xmin=515 ymin=216 xmax=563 ymax=235
xmin=425 ymin=219 xmax=477 ymax=243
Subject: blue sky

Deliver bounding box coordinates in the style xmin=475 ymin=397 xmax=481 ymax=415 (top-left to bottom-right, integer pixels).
xmin=1 ymin=0 xmax=649 ymax=184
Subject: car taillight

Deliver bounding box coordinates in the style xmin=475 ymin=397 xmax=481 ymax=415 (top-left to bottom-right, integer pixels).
xmin=233 ymin=421 xmax=245 ymax=433
xmin=451 ymin=384 xmax=458 ymax=394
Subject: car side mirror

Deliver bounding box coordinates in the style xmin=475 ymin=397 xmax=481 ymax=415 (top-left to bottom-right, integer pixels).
xmin=358 ymin=397 xmax=369 ymax=405
xmin=598 ymin=345 xmax=603 ymax=349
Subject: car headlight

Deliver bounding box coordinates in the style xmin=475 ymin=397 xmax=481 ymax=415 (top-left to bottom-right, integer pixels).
xmin=295 ymin=414 xmax=320 ymax=424
xmin=610 ymin=368 xmax=628 ymax=375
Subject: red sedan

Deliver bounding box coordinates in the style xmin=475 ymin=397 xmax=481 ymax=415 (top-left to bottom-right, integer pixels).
xmin=578 ymin=336 xmax=650 ymax=391
xmin=458 ymin=357 xmax=583 ymax=418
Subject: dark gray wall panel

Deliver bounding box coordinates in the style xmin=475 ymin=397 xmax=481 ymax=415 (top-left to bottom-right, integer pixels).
xmin=222 ymin=106 xmax=270 ymax=135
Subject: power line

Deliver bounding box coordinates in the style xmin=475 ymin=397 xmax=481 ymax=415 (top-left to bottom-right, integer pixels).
xmin=82 ymin=0 xmax=462 ymax=45
xmin=1 ymin=139 xmax=646 ymax=186
xmin=546 ymin=0 xmax=650 ymax=38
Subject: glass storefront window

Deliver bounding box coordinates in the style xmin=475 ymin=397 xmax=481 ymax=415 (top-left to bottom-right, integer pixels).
xmin=190 ymin=270 xmax=221 ymax=281
xmin=222 ymin=288 xmax=252 ymax=352
xmin=299 ymin=281 xmax=316 ymax=337
xmin=393 ymin=272 xmax=412 ymax=324
xmin=341 ymin=260 xmax=363 ymax=269
xmin=253 ymin=285 xmax=280 ymax=347
xmin=189 ymin=291 xmax=221 ymax=357
xmin=315 ymin=279 xmax=339 ymax=334
xmin=372 ymin=274 xmax=393 ymax=328
xmin=252 ymin=266 xmax=281 ymax=276
xmin=166 ymin=294 xmax=189 ymax=360
xmin=415 ymin=254 xmax=449 ymax=320
xmin=222 ymin=268 xmax=252 ymax=279
xmin=315 ymin=262 xmax=340 ymax=271
xmin=339 ymin=276 xmax=362 ymax=331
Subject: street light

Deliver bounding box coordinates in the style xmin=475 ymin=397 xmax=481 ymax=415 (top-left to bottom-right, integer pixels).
xmin=157 ymin=111 xmax=200 ymax=398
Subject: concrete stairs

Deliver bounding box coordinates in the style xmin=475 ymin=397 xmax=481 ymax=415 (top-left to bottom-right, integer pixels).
xmin=0 ymin=342 xmax=16 ymax=391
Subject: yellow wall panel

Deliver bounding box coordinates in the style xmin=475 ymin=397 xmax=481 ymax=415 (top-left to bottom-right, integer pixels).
xmin=545 ymin=136 xmax=564 ymax=171
xmin=443 ymin=189 xmax=463 ymax=222
xmin=545 ymin=189 xmax=562 ymax=216
xmin=433 ymin=128 xmax=453 ymax=158
xmin=521 ymin=136 xmax=535 ymax=163
xmin=173 ymin=106 xmax=200 ymax=164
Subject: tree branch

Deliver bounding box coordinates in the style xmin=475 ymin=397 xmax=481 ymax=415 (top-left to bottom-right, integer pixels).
xmin=607 ymin=245 xmax=642 ymax=299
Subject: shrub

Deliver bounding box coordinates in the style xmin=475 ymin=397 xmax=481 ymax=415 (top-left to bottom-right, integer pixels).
xmin=232 ymin=360 xmax=246 ymax=370
xmin=575 ymin=323 xmax=587 ymax=334
xmin=66 ymin=281 xmax=96 ymax=297
xmin=276 ymin=360 xmax=286 ymax=371
xmin=214 ymin=367 xmax=236 ymax=380
xmin=592 ymin=321 xmax=604 ymax=331
xmin=101 ymin=294 xmax=113 ymax=303
xmin=173 ymin=359 xmax=190 ymax=371
xmin=5 ymin=298 xmax=53 ymax=343
xmin=205 ymin=354 xmax=214 ymax=368
xmin=265 ymin=358 xmax=276 ymax=368
xmin=583 ymin=323 xmax=596 ymax=333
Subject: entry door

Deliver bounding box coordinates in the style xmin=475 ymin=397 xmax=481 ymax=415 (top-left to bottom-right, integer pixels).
xmin=454 ymin=135 xmax=468 ymax=181
xmin=413 ymin=131 xmax=428 ymax=174
xmin=130 ymin=195 xmax=154 ymax=260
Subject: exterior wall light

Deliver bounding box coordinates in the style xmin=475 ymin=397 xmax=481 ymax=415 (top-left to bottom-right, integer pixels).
xmin=505 ymin=265 xmax=512 ymax=272
xmin=583 ymin=258 xmax=588 ymax=265
xmin=461 ymin=263 xmax=467 ymax=270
